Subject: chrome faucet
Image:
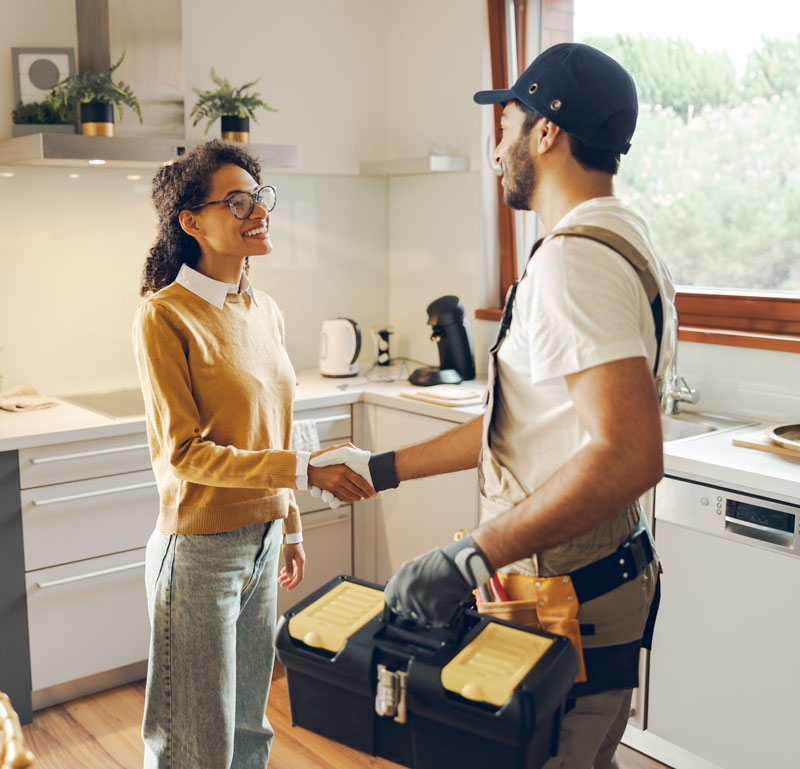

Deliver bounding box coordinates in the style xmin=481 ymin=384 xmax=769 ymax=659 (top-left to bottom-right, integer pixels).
xmin=661 ymin=364 xmax=700 ymax=415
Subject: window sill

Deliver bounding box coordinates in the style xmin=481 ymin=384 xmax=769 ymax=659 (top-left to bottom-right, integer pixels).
xmin=475 ymin=308 xmax=503 ymax=322
xmin=675 ymin=290 xmax=800 ymax=354
xmin=478 ymin=290 xmax=800 ymax=354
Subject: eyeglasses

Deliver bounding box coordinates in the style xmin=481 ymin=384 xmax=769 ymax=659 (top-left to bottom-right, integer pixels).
xmin=189 ymin=184 xmax=277 ymax=219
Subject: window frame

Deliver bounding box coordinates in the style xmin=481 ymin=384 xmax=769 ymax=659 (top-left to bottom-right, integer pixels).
xmin=476 ymin=0 xmax=529 ymax=321
xmin=476 ymin=0 xmax=800 ymax=355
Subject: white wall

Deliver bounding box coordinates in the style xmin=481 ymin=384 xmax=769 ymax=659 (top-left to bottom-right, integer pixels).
xmin=0 ymin=166 xmax=387 ymax=394
xmin=383 ymin=0 xmax=492 ymax=374
xmin=387 ymin=171 xmax=497 ymax=376
xmin=678 ymin=342 xmax=800 ymax=423
xmin=384 ymin=0 xmax=485 ymax=170
xmin=181 ymin=0 xmax=388 ymax=175
xmin=0 ymin=1 xmax=77 ymax=141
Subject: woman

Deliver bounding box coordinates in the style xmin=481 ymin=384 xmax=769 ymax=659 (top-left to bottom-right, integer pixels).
xmin=134 ymin=139 xmax=374 ymax=769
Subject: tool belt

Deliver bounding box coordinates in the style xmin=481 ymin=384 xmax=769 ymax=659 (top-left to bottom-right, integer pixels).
xmin=475 ymin=527 xmax=655 ymax=684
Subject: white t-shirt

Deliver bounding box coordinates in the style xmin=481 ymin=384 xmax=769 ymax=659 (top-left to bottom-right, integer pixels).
xmin=488 ymin=196 xmax=676 ymax=497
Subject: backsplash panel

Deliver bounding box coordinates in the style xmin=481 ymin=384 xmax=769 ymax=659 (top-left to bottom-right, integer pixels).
xmin=0 ymin=166 xmax=388 ymax=395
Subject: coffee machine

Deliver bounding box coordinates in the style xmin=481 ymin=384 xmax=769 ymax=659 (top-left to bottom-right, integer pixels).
xmin=409 ymin=296 xmax=476 ymax=386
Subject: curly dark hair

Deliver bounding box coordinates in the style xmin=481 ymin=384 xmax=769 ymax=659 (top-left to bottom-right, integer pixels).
xmin=140 ymin=139 xmax=262 ymax=296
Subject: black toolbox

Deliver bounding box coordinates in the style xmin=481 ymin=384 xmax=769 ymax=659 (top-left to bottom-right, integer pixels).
xmin=276 ymin=576 xmax=579 ymax=769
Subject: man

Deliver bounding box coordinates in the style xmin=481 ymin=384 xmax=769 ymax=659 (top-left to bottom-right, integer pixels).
xmin=312 ymin=43 xmax=676 ymax=769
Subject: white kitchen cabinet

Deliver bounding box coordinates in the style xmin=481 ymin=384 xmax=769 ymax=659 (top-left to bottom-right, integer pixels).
xmin=19 ymin=430 xmax=155 ymax=708
xmin=25 ymin=548 xmax=149 ymax=702
xmin=280 ymin=404 xmax=355 ymax=617
xmin=353 ymin=404 xmax=479 ymax=584
xmin=18 ymin=432 xmax=151 ymax=488
xmin=276 ymin=506 xmax=353 ymax=617
xmin=21 ymin=469 xmax=157 ymax=571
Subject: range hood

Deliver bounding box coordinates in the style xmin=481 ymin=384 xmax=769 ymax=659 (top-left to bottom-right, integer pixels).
xmin=0 ymin=132 xmax=299 ymax=169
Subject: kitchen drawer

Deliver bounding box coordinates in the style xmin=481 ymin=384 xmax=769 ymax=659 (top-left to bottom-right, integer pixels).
xmin=25 ymin=548 xmax=149 ymax=693
xmin=277 ymin=506 xmax=352 ymax=617
xmin=19 ymin=432 xmax=151 ymax=489
xmin=293 ymin=405 xmax=352 ymax=444
xmin=21 ymin=469 xmax=157 ymax=571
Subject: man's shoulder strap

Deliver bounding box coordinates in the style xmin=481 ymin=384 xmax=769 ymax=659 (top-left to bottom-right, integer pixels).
xmin=543 ymin=224 xmax=664 ymax=375
xmin=545 ymin=224 xmax=660 ymax=304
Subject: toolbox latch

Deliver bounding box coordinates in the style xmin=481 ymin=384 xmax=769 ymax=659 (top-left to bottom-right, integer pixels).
xmin=375 ymin=664 xmax=407 ymax=724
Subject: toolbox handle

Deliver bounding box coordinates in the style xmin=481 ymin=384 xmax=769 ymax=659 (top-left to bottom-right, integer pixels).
xmin=379 ymin=603 xmax=473 ymax=650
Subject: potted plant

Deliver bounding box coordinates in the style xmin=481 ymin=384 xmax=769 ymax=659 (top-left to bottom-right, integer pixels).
xmin=191 ymin=68 xmax=277 ymax=142
xmin=11 ymin=92 xmax=77 ymax=136
xmin=51 ymin=50 xmax=142 ymax=137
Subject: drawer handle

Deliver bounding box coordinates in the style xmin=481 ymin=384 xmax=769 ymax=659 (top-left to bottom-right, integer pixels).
xmin=31 ymin=481 xmax=157 ymax=507
xmin=30 ymin=443 xmax=149 ymax=465
xmin=311 ymin=415 xmax=349 ymax=425
xmin=301 ymin=514 xmax=350 ymax=532
xmin=35 ymin=560 xmax=146 ymax=590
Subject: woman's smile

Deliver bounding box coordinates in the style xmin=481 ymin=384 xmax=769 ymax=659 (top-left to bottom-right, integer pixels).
xmin=243 ymin=221 xmax=269 ymax=240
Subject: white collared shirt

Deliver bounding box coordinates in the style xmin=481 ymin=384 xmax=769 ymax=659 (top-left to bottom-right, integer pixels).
xmin=175 ymin=263 xmax=307 ymax=543
xmin=175 ymin=262 xmax=259 ymax=309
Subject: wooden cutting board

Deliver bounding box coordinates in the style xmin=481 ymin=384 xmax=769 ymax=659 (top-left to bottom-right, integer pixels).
xmin=732 ymin=429 xmax=800 ymax=458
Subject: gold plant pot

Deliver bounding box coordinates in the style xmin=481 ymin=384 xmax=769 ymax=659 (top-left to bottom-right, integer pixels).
xmin=81 ymin=122 xmax=114 ymax=137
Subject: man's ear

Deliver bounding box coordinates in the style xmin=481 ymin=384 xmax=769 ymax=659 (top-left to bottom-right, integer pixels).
xmin=178 ymin=209 xmax=203 ymax=239
xmin=531 ymin=119 xmax=562 ymax=155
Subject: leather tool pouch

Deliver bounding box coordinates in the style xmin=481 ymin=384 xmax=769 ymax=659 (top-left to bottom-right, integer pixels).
xmin=475 ymin=572 xmax=587 ymax=683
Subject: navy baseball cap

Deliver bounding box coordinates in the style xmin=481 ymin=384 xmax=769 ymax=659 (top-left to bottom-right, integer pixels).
xmin=474 ymin=43 xmax=638 ymax=154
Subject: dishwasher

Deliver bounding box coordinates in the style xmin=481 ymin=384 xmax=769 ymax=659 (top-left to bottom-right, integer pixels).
xmin=647 ymin=475 xmax=800 ymax=769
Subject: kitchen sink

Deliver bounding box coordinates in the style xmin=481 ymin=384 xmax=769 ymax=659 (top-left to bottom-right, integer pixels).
xmin=661 ymin=411 xmax=754 ymax=443
xmin=60 ymin=388 xmax=145 ymax=419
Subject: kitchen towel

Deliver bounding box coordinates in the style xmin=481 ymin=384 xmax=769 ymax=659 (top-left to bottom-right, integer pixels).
xmin=0 ymin=382 xmax=56 ymax=412
xmin=291 ymin=419 xmax=321 ymax=452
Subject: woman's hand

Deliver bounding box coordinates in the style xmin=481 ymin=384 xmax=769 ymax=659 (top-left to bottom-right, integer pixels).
xmin=308 ymin=444 xmax=376 ymax=503
xmin=279 ymin=543 xmax=306 ymax=591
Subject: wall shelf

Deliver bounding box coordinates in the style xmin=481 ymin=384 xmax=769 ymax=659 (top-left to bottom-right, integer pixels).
xmin=359 ymin=154 xmax=469 ymax=176
xmin=0 ymin=133 xmax=299 ymax=170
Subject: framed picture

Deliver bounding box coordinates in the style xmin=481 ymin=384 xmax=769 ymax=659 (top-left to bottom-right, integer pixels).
xmin=11 ymin=47 xmax=76 ymax=105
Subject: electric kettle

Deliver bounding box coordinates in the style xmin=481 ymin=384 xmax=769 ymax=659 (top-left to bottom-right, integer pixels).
xmin=319 ymin=318 xmax=361 ymax=377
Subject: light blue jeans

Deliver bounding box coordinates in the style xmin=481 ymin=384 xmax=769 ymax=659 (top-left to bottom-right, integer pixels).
xmin=142 ymin=520 xmax=281 ymax=769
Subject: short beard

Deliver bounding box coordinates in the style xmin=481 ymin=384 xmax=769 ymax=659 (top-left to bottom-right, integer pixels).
xmin=503 ymin=131 xmax=535 ymax=211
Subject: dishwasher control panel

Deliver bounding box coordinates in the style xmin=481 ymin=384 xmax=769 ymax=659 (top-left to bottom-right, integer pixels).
xmin=655 ymin=476 xmax=799 ymax=556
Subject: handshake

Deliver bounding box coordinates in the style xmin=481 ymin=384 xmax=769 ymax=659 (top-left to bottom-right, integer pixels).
xmin=305 ymin=445 xmax=400 ymax=508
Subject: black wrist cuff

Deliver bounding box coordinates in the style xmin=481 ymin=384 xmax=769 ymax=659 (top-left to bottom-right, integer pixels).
xmin=368 ymin=451 xmax=399 ymax=491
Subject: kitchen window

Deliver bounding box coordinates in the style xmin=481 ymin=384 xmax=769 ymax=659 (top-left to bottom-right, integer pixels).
xmin=478 ymin=0 xmax=800 ymax=354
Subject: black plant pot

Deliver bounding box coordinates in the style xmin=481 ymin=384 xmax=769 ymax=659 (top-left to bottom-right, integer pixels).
xmin=221 ymin=115 xmax=250 ymax=143
xmin=80 ymin=101 xmax=114 ymax=137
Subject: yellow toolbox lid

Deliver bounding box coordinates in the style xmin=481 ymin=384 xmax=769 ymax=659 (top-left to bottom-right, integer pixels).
xmin=441 ymin=622 xmax=554 ymax=707
xmin=288 ymin=581 xmax=385 ymax=653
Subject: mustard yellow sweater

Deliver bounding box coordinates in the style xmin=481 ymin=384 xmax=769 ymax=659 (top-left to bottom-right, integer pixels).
xmin=133 ymin=282 xmax=301 ymax=535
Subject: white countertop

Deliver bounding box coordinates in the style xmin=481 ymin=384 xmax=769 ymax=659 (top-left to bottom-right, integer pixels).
xmin=2 ymin=370 xmax=797 ymax=502
xmin=663 ymin=423 xmax=800 ymax=503
xmin=0 ymin=370 xmax=485 ymax=452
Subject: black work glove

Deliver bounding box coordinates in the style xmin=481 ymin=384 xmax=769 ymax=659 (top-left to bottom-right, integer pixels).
xmin=383 ymin=533 xmax=493 ymax=628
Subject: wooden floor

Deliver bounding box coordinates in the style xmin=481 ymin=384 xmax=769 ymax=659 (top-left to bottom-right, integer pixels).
xmin=22 ymin=669 xmax=670 ymax=769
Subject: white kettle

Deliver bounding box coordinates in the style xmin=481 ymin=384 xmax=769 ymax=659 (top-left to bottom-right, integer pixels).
xmin=319 ymin=318 xmax=361 ymax=377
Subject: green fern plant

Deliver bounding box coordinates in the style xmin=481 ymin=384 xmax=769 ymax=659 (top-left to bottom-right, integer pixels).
xmin=191 ymin=69 xmax=277 ymax=134
xmin=51 ymin=50 xmax=142 ymax=123
xmin=12 ymin=93 xmax=76 ymax=125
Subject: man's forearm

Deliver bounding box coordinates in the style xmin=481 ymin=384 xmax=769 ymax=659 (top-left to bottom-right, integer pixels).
xmin=472 ymin=439 xmax=663 ymax=569
xmin=394 ymin=415 xmax=483 ymax=482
